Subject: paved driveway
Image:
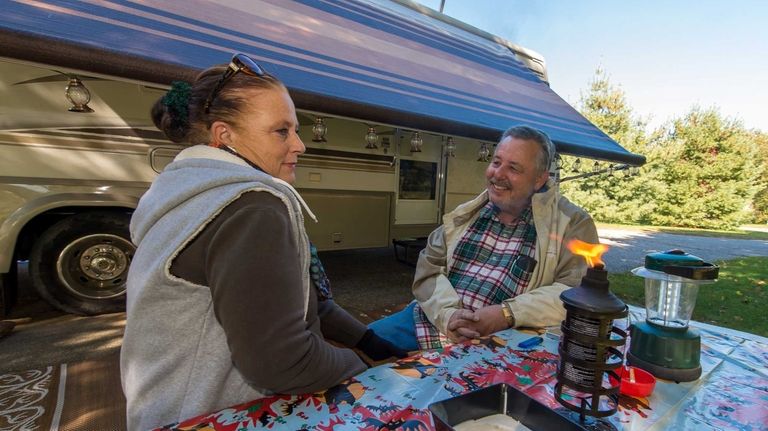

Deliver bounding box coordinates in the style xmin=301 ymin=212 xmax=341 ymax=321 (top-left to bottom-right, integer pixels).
xmin=599 ymin=228 xmax=768 ymax=272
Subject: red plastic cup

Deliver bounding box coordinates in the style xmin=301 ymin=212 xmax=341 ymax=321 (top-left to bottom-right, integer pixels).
xmin=610 ymin=366 xmax=656 ymax=397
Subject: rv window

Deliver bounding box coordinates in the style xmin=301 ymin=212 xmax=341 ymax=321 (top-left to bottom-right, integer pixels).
xmin=399 ymin=160 xmax=437 ymax=200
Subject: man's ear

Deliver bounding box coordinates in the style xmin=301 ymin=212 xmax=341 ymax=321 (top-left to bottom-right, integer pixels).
xmin=210 ymin=121 xmax=231 ymax=147
xmin=535 ymin=170 xmax=549 ymax=190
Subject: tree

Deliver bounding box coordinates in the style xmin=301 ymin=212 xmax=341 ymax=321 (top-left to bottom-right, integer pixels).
xmin=648 ymin=108 xmax=761 ymax=229
xmin=560 ymin=68 xmax=657 ymax=224
xmin=563 ymin=69 xmax=763 ymax=229
xmin=749 ymin=131 xmax=768 ymax=223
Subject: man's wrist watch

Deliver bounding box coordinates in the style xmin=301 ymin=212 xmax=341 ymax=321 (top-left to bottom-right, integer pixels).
xmin=501 ymin=302 xmax=516 ymax=328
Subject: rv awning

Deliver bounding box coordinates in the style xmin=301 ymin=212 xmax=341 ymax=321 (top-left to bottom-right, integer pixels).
xmin=0 ymin=0 xmax=644 ymax=165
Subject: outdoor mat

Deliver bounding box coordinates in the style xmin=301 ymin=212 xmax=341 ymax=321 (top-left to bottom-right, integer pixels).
xmin=0 ymin=304 xmax=405 ymax=431
xmin=0 ymin=352 xmax=125 ymax=430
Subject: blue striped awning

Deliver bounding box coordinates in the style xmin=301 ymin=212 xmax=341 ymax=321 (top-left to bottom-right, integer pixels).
xmin=0 ymin=0 xmax=644 ymax=165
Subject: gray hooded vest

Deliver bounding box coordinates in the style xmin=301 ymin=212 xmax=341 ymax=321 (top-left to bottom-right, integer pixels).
xmin=120 ymin=146 xmax=312 ymax=430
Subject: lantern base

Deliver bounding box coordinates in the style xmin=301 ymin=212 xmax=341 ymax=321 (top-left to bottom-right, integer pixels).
xmin=627 ymin=351 xmax=701 ymax=382
xmin=628 ymin=322 xmax=702 ymax=382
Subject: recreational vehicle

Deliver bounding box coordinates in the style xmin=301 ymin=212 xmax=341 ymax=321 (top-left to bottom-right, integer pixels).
xmin=0 ymin=0 xmax=644 ymax=315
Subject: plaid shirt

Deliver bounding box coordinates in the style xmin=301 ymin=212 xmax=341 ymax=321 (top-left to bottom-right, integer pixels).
xmin=414 ymin=202 xmax=537 ymax=349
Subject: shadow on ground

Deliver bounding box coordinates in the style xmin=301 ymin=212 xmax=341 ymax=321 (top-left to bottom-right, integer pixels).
xmin=321 ymin=247 xmax=415 ymax=321
xmin=0 ymin=248 xmax=414 ymax=372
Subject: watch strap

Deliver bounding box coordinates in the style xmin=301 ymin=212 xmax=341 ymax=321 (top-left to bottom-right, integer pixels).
xmin=501 ymin=302 xmax=516 ymax=328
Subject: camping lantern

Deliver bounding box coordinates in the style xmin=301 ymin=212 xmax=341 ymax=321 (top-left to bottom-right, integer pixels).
xmin=555 ymin=240 xmax=628 ymax=427
xmin=628 ymin=250 xmax=718 ymax=382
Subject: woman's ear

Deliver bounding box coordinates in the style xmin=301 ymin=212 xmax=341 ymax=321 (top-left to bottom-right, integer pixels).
xmin=209 ymin=121 xmax=231 ymax=148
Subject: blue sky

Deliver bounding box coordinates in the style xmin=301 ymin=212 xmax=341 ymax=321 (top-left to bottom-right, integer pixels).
xmin=417 ymin=0 xmax=768 ymax=132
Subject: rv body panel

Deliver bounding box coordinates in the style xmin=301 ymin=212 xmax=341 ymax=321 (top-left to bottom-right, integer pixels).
xmin=294 ymin=118 xmax=444 ymax=250
xmin=0 ymin=183 xmax=147 ymax=272
xmin=301 ymin=190 xmax=392 ymax=250
xmin=0 ymin=59 xmax=449 ymax=313
xmin=0 ymin=58 xmax=184 ymax=314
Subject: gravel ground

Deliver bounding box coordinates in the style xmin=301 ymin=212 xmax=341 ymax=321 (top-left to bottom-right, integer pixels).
xmin=598 ymin=227 xmax=768 ymax=272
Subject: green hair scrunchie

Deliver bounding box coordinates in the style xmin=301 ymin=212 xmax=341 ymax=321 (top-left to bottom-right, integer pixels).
xmin=162 ymin=81 xmax=192 ymax=126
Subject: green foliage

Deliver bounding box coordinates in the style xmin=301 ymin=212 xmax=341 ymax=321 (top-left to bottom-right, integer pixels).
xmin=751 ymin=132 xmax=768 ymax=223
xmin=648 ymin=108 xmax=760 ymax=229
xmin=755 ymin=189 xmax=768 ymax=223
xmin=562 ymin=68 xmax=765 ymax=229
xmin=561 ymin=68 xmax=657 ymax=224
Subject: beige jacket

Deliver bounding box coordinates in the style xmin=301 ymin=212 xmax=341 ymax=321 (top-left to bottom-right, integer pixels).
xmin=412 ymin=180 xmax=599 ymax=335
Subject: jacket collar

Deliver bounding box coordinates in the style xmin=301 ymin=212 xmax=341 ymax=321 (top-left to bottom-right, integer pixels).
xmin=444 ymin=178 xmax=558 ymax=229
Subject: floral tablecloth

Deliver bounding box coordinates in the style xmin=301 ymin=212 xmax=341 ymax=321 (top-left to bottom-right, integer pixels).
xmin=160 ymin=309 xmax=768 ymax=431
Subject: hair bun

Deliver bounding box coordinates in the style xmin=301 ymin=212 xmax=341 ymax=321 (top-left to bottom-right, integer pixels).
xmin=163 ymin=81 xmax=192 ymax=126
xmin=151 ymin=81 xmax=192 ymax=142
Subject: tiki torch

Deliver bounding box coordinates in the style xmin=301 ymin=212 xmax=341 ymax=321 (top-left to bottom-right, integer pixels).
xmin=555 ymin=240 xmax=628 ymax=429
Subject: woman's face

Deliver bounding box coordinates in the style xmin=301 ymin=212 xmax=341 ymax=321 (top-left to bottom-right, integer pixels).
xmin=227 ymin=86 xmax=305 ymax=184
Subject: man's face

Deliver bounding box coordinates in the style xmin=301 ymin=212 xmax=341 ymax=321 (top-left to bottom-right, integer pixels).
xmin=485 ymin=136 xmax=549 ymax=218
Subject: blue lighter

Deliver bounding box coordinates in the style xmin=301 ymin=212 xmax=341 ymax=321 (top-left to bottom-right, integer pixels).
xmin=517 ymin=336 xmax=544 ymax=349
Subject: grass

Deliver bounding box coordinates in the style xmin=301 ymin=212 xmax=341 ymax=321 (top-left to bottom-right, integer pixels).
xmin=596 ymin=222 xmax=768 ymax=241
xmin=608 ymin=256 xmax=768 ymax=337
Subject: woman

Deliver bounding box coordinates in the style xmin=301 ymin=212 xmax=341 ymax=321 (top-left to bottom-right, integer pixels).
xmin=120 ymin=54 xmax=404 ymax=431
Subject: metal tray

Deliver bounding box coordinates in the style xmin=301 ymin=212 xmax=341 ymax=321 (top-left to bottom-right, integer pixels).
xmin=429 ymin=383 xmax=588 ymax=431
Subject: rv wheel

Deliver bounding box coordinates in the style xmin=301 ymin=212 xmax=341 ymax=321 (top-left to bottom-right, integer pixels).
xmin=29 ymin=212 xmax=134 ymax=315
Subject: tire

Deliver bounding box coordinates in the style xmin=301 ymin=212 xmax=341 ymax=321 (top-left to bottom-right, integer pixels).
xmin=0 ymin=259 xmax=18 ymax=318
xmin=29 ymin=212 xmax=134 ymax=315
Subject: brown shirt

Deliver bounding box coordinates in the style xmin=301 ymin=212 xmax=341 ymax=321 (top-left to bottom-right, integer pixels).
xmin=171 ymin=191 xmax=367 ymax=393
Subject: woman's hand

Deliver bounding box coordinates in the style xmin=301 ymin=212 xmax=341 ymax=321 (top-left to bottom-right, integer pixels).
xmin=355 ymin=329 xmax=408 ymax=360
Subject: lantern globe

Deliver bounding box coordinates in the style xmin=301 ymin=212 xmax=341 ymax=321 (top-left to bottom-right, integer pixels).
xmin=628 ymin=250 xmax=718 ymax=382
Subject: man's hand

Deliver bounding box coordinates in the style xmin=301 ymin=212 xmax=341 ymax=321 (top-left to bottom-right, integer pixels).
xmin=447 ymin=305 xmax=509 ymax=342
xmin=446 ymin=309 xmax=480 ymax=343
xmin=472 ymin=305 xmax=510 ymax=335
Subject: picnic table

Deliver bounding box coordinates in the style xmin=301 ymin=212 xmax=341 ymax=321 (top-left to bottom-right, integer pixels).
xmin=160 ymin=306 xmax=768 ymax=430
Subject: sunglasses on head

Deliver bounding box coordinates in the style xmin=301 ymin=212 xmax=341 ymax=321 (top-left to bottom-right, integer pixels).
xmin=203 ymin=53 xmax=265 ymax=113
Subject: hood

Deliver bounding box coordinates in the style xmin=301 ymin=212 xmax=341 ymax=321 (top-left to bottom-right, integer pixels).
xmin=130 ymin=145 xmax=311 ymax=245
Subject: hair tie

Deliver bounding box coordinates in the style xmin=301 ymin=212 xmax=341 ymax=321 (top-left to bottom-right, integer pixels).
xmin=162 ymin=81 xmax=192 ymax=127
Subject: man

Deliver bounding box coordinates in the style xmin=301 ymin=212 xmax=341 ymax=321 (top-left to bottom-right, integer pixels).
xmin=371 ymin=126 xmax=599 ymax=350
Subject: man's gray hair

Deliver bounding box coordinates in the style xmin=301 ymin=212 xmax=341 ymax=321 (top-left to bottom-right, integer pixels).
xmin=500 ymin=126 xmax=555 ymax=174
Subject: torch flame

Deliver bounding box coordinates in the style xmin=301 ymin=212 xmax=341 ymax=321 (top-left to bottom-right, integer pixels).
xmin=567 ymin=239 xmax=609 ymax=268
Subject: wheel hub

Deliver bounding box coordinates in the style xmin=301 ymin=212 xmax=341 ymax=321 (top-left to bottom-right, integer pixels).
xmin=80 ymin=245 xmax=128 ymax=280
xmin=57 ymin=233 xmax=135 ymax=300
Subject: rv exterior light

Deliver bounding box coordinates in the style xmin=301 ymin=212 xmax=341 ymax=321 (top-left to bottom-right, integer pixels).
xmin=365 ymin=126 xmax=379 ymax=149
xmin=65 ymin=77 xmax=94 ymax=113
xmin=572 ymin=158 xmax=582 ymax=173
xmin=381 ymin=137 xmax=391 ymax=154
xmin=477 ymin=142 xmax=490 ymax=162
xmin=445 ymin=136 xmax=456 ymax=157
xmin=410 ymin=131 xmax=423 ymax=152
xmin=311 ymin=117 xmax=327 ymax=142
